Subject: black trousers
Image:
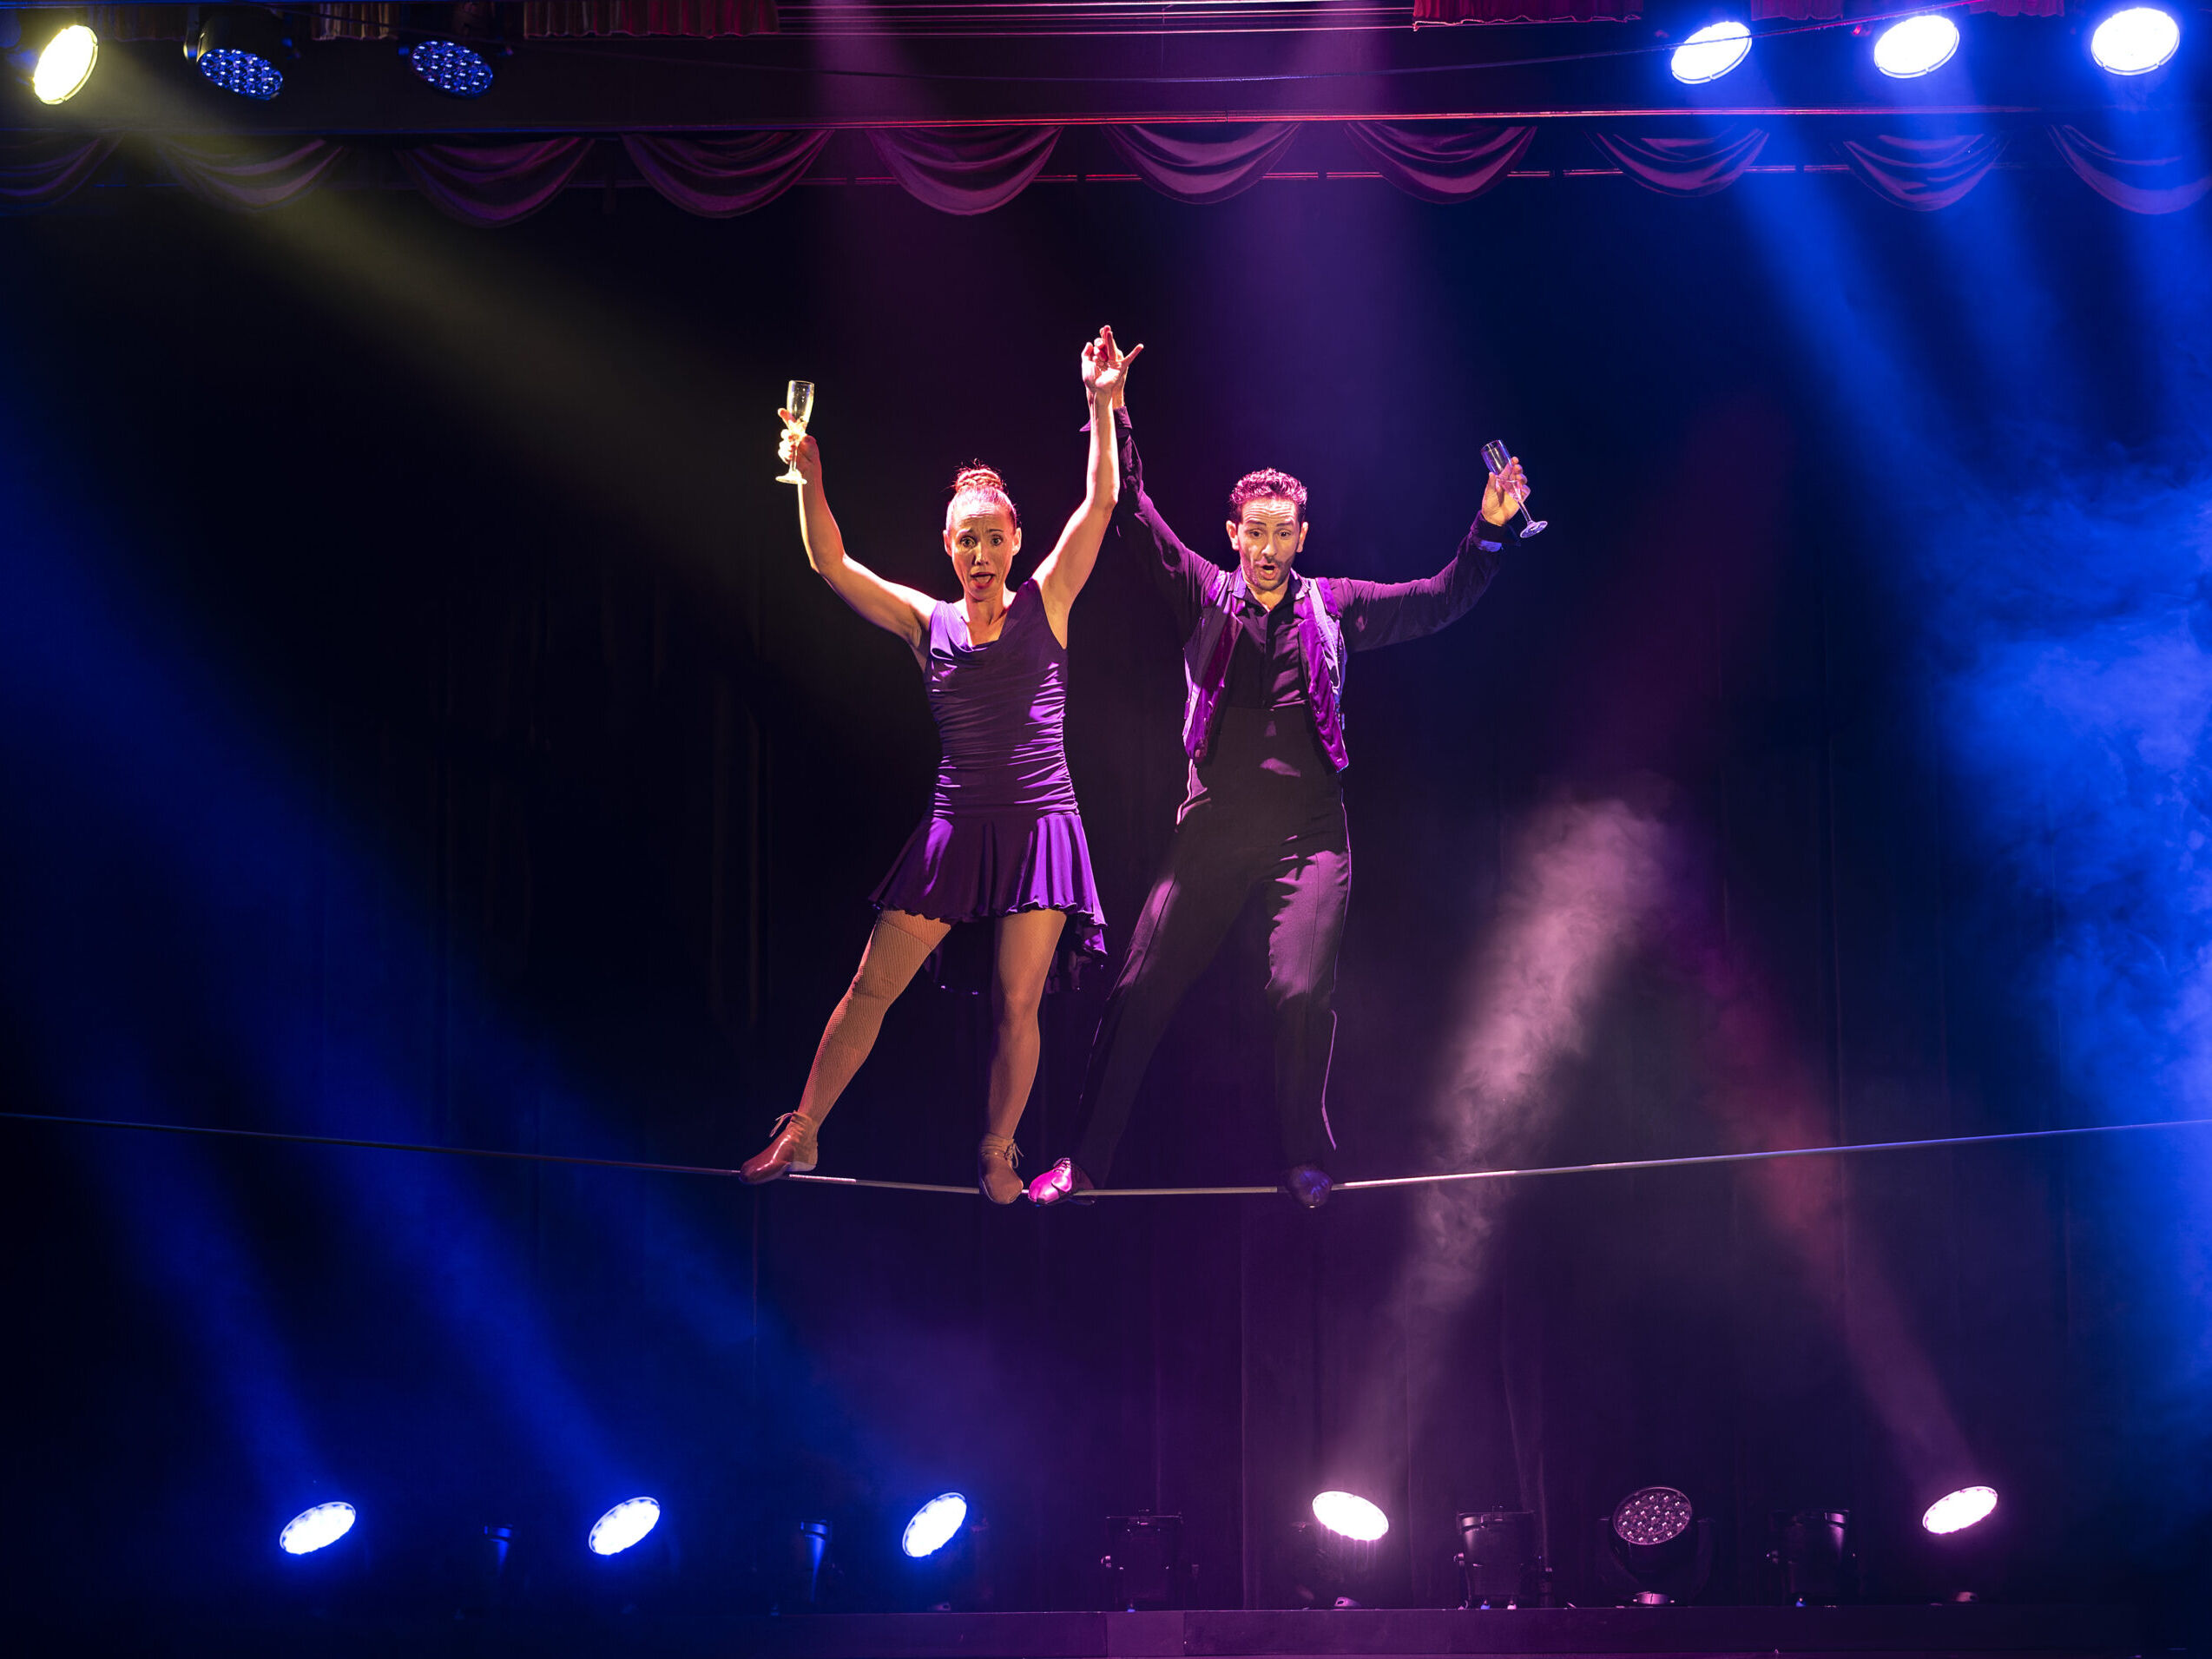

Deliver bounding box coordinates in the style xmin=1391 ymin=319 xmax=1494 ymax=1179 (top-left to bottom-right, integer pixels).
xmin=1071 ymin=793 xmax=1351 ymax=1181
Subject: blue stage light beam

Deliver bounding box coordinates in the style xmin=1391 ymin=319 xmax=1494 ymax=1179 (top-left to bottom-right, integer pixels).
xmin=900 ymin=1493 xmax=969 ymax=1558
xmin=588 ymin=1497 xmax=662 ymax=1556
xmin=1873 ymin=15 xmax=1961 ymax=77
xmin=1672 ymin=21 xmax=1752 ymax=84
xmin=2091 ymin=7 xmax=2180 ymax=74
xmin=279 ymin=1501 xmax=357 ymax=1555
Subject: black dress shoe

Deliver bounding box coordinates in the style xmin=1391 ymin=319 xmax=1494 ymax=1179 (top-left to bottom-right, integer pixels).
xmin=1281 ymin=1164 xmax=1332 ymax=1209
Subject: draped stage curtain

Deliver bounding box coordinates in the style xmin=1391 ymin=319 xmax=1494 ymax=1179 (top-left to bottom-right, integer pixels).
xmin=1413 ymin=0 xmax=1641 ymax=21
xmin=5 ymin=122 xmax=2208 ymax=221
xmin=0 ymin=135 xmax=117 ymax=212
xmin=397 ymin=138 xmax=598 ymax=227
xmin=1106 ymin=122 xmax=1301 ymax=204
xmin=1589 ymin=125 xmax=1769 ymax=197
xmin=156 ymin=135 xmax=352 ymax=213
xmin=1344 ymin=122 xmax=1536 ymax=203
xmin=869 ymin=125 xmax=1064 ymax=215
xmin=624 ymin=129 xmax=833 ymax=217
xmin=522 ymin=0 xmax=780 ymax=36
xmin=1838 ymin=132 xmax=2006 ymax=212
xmin=2050 ymin=123 xmax=2212 ymax=215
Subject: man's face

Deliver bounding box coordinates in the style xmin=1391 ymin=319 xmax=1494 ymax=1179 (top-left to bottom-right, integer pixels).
xmin=1227 ymin=498 xmax=1307 ymax=602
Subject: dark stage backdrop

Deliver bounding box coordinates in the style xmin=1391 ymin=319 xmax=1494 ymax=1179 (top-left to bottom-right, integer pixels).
xmin=0 ymin=167 xmax=2206 ymax=1636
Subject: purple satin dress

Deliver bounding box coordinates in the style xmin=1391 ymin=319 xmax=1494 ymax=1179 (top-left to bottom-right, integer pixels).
xmin=870 ymin=578 xmax=1106 ymax=958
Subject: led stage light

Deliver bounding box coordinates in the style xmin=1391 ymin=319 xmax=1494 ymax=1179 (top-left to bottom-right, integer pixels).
xmin=1672 ymin=21 xmax=1752 ymax=85
xmin=901 ymin=1492 xmax=969 ymax=1559
xmin=30 ymin=22 xmax=96 ymax=103
xmin=1920 ymin=1485 xmax=1998 ymax=1535
xmin=279 ymin=1500 xmax=357 ymax=1555
xmin=1311 ymin=1491 xmax=1390 ymax=1542
xmin=1599 ymin=1485 xmax=1713 ymax=1605
xmin=2091 ymin=7 xmax=2180 ymax=74
xmin=187 ymin=7 xmax=290 ymax=100
xmin=1873 ymin=15 xmax=1961 ymax=78
xmin=587 ymin=1495 xmax=662 ymax=1556
xmin=2 ymin=13 xmax=97 ymax=104
xmin=409 ymin=38 xmax=495 ymax=98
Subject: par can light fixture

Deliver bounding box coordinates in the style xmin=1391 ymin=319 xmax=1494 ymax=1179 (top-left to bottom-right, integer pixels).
xmin=587 ymin=1495 xmax=662 ymax=1556
xmin=901 ymin=1492 xmax=969 ymax=1559
xmin=1310 ymin=1491 xmax=1390 ymax=1542
xmin=1920 ymin=1485 xmax=1998 ymax=1535
xmin=1873 ymin=14 xmax=1962 ymax=78
xmin=1671 ymin=21 xmax=1753 ymax=84
xmin=278 ymin=1501 xmax=357 ymax=1556
xmin=187 ymin=7 xmax=290 ymax=101
xmin=409 ymin=37 xmax=496 ymax=98
xmin=2 ymin=12 xmax=98 ymax=104
xmin=2091 ymin=7 xmax=2181 ymax=74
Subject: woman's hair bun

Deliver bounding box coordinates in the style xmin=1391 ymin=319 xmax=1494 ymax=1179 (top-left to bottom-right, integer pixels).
xmin=946 ymin=462 xmax=1020 ymax=529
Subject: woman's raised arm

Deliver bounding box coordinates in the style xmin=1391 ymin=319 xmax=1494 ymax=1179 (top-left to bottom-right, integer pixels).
xmin=780 ymin=418 xmax=935 ymax=658
xmin=1036 ymin=327 xmax=1142 ymax=635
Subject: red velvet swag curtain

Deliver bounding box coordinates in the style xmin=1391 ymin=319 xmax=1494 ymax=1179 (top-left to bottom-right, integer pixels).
xmin=2050 ymin=124 xmax=2212 ymax=215
xmin=868 ymin=126 xmax=1064 ymax=216
xmin=1589 ymin=126 xmax=1769 ymax=197
xmin=1105 ymin=122 xmax=1301 ymax=204
xmin=0 ymin=135 xmax=119 ymax=211
xmin=1838 ymin=132 xmax=2005 ymax=211
xmin=1343 ymin=122 xmax=1536 ymax=202
xmin=1413 ymin=0 xmax=1641 ymax=21
xmin=3 ymin=122 xmax=2208 ymax=222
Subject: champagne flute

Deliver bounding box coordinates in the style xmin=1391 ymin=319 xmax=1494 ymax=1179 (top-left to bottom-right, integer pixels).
xmin=1482 ymin=439 xmax=1546 ymax=539
xmin=777 ymin=379 xmax=815 ymax=485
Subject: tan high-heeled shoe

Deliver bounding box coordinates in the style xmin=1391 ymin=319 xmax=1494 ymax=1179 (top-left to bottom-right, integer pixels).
xmin=978 ymin=1134 xmax=1022 ymax=1205
xmin=740 ymin=1113 xmax=820 ymax=1184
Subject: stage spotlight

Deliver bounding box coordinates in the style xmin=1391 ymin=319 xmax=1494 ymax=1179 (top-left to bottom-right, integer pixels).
xmin=1103 ymin=1511 xmax=1190 ymax=1610
xmin=1671 ymin=21 xmax=1752 ymax=84
xmin=901 ymin=1492 xmax=969 ymax=1559
xmin=408 ymin=38 xmax=495 ymax=98
xmin=587 ymin=1495 xmax=662 ymax=1556
xmin=1873 ymin=14 xmax=1961 ymax=78
xmin=1456 ymin=1509 xmax=1537 ymax=1608
xmin=2091 ymin=7 xmax=2180 ymax=74
xmin=1920 ymin=1485 xmax=1998 ymax=1535
xmin=32 ymin=21 xmax=95 ymax=102
xmin=3 ymin=13 xmax=98 ymax=104
xmin=1311 ymin=1491 xmax=1390 ymax=1542
xmin=1767 ymin=1510 xmax=1851 ymax=1605
xmin=278 ymin=1500 xmax=357 ymax=1555
xmin=186 ymin=7 xmax=290 ymax=101
xmin=1294 ymin=1492 xmax=1389 ymax=1609
xmin=1597 ymin=1485 xmax=1713 ymax=1605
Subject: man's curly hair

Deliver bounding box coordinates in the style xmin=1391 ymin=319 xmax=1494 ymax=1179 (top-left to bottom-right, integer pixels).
xmin=1229 ymin=468 xmax=1308 ymax=525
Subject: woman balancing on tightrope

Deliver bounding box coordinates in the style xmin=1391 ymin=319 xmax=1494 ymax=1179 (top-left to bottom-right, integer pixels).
xmin=741 ymin=328 xmax=1141 ymax=1202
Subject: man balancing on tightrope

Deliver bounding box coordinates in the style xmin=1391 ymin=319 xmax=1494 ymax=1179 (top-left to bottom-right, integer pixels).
xmin=1028 ymin=338 xmax=1532 ymax=1210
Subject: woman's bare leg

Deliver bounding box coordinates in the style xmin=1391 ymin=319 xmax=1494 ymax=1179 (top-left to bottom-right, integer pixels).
xmin=984 ymin=909 xmax=1068 ymax=1141
xmin=796 ymin=909 xmax=950 ymax=1127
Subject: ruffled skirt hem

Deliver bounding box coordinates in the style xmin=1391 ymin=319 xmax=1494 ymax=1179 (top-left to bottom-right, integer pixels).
xmin=870 ymin=808 xmax=1107 ymax=960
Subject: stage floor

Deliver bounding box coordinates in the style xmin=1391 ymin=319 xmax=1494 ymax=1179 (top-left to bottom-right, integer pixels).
xmin=733 ymin=1605 xmax=2140 ymax=1659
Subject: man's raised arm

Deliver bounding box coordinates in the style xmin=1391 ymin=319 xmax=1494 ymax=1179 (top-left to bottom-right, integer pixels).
xmin=1327 ymin=454 xmax=1530 ymax=652
xmin=1097 ymin=385 xmax=1215 ymax=641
